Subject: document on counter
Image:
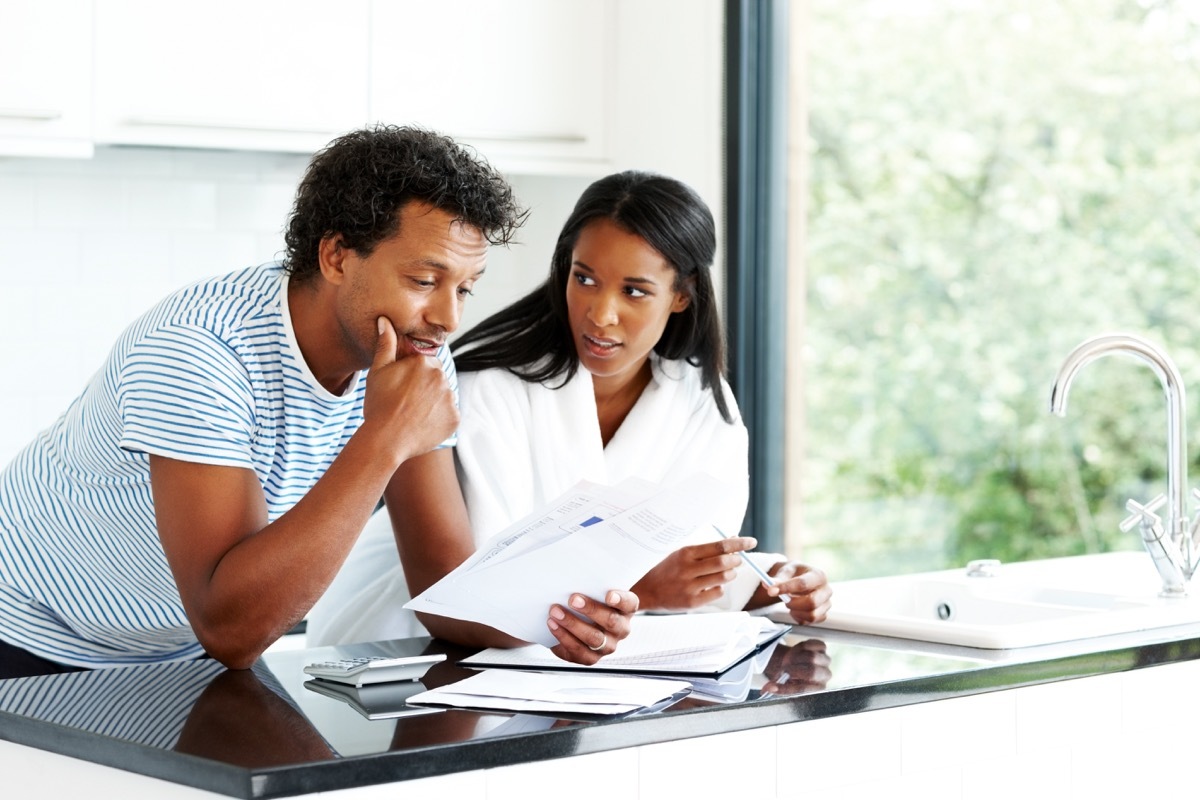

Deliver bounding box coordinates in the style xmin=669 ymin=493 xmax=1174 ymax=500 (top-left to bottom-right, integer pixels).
xmin=460 ymin=611 xmax=790 ymax=679
xmin=405 ymin=669 xmax=692 ymax=716
xmin=405 ymin=472 xmax=735 ymax=646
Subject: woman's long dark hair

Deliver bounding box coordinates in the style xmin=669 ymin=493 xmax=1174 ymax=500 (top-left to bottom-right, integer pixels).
xmin=452 ymin=170 xmax=733 ymax=423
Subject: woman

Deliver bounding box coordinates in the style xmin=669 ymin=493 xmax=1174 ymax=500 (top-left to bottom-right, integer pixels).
xmin=308 ymin=171 xmax=831 ymax=647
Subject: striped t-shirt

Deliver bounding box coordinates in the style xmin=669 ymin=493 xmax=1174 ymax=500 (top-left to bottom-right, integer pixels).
xmin=0 ymin=263 xmax=457 ymax=668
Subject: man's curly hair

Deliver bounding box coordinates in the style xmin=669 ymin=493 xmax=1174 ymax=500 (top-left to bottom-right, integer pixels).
xmin=283 ymin=125 xmax=526 ymax=282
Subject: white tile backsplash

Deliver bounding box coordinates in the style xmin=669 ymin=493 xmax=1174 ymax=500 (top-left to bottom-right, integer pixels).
xmin=35 ymin=175 xmax=128 ymax=229
xmin=6 ymin=228 xmax=83 ymax=286
xmin=214 ymin=180 xmax=296 ymax=232
xmin=0 ymin=175 xmax=36 ymax=227
xmin=168 ymin=231 xmax=262 ymax=285
xmin=0 ymin=147 xmax=294 ymax=466
xmin=126 ymin=179 xmax=219 ymax=230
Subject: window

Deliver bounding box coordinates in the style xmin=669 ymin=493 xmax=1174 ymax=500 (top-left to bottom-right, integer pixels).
xmin=787 ymin=0 xmax=1200 ymax=578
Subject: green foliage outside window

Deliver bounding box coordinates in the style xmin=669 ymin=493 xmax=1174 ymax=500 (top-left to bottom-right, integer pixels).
xmin=803 ymin=0 xmax=1200 ymax=578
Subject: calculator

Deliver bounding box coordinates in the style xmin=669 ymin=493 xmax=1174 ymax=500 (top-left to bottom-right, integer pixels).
xmin=303 ymin=654 xmax=446 ymax=687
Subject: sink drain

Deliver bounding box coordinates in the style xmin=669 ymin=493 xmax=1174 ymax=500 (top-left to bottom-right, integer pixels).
xmin=936 ymin=601 xmax=953 ymax=621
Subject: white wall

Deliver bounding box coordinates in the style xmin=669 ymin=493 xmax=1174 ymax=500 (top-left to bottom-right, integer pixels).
xmin=0 ymin=148 xmax=295 ymax=463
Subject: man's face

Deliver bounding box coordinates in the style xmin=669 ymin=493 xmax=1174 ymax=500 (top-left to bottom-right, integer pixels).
xmin=330 ymin=201 xmax=488 ymax=368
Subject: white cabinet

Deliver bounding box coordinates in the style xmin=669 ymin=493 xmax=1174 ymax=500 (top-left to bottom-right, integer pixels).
xmin=93 ymin=0 xmax=369 ymax=153
xmin=0 ymin=0 xmax=93 ymax=157
xmin=369 ymin=0 xmax=612 ymax=174
xmin=6 ymin=0 xmax=712 ymax=183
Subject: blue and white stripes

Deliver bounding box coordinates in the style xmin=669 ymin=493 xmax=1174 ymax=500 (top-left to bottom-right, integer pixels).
xmin=0 ymin=658 xmax=227 ymax=749
xmin=0 ymin=262 xmax=457 ymax=667
xmin=0 ymin=658 xmax=300 ymax=752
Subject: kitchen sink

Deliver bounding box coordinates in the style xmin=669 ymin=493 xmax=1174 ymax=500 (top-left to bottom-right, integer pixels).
xmin=804 ymin=551 xmax=1200 ymax=649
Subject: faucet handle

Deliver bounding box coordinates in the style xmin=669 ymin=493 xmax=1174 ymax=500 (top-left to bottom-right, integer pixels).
xmin=1188 ymin=489 xmax=1200 ymax=541
xmin=1121 ymin=494 xmax=1166 ymax=533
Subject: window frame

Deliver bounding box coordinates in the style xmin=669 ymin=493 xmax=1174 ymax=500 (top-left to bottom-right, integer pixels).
xmin=724 ymin=0 xmax=791 ymax=551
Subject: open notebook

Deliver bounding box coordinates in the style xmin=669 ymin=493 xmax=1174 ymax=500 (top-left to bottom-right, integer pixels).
xmin=460 ymin=611 xmax=790 ymax=679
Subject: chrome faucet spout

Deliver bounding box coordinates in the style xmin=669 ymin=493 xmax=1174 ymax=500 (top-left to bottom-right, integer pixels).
xmin=1050 ymin=333 xmax=1191 ymax=594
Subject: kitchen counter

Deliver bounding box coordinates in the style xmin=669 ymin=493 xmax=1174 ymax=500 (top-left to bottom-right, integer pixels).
xmin=2 ymin=620 xmax=1200 ymax=799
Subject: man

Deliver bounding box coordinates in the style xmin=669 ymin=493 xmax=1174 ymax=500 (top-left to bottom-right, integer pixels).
xmin=0 ymin=125 xmax=635 ymax=676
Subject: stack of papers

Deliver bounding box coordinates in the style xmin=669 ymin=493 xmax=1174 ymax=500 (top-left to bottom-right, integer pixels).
xmin=460 ymin=612 xmax=789 ymax=679
xmin=405 ymin=473 xmax=734 ymax=646
xmin=405 ymin=670 xmax=691 ymax=716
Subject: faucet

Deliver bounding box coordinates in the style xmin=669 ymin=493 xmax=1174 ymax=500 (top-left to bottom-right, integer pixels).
xmin=1049 ymin=333 xmax=1192 ymax=596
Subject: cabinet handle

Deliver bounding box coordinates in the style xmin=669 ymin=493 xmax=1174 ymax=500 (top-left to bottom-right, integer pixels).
xmin=453 ymin=131 xmax=588 ymax=144
xmin=125 ymin=117 xmax=587 ymax=144
xmin=0 ymin=108 xmax=63 ymax=121
xmin=124 ymin=116 xmax=336 ymax=135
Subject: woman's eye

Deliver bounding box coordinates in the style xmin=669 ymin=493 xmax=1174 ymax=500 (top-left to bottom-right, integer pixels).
xmin=625 ymin=286 xmax=648 ymax=298
xmin=458 ymin=286 xmax=475 ymax=298
xmin=413 ymin=278 xmax=435 ymax=289
xmin=573 ymin=272 xmax=595 ymax=286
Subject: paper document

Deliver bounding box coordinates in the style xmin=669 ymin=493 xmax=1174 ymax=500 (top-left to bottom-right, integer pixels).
xmin=405 ymin=669 xmax=691 ymax=716
xmin=460 ymin=611 xmax=790 ymax=678
xmin=406 ymin=472 xmax=734 ymax=646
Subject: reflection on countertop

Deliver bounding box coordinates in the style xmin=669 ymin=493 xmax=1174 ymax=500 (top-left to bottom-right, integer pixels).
xmin=2 ymin=620 xmax=1197 ymax=798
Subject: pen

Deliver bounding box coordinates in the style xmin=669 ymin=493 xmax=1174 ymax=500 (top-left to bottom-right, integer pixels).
xmin=714 ymin=527 xmax=791 ymax=602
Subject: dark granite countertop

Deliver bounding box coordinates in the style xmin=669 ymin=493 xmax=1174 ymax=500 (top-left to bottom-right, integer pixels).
xmin=2 ymin=622 xmax=1200 ymax=799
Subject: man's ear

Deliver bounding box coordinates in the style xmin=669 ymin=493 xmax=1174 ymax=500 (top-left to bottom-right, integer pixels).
xmin=317 ymin=234 xmax=350 ymax=285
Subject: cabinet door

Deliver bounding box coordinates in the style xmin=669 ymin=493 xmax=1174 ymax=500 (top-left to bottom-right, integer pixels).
xmin=0 ymin=0 xmax=93 ymax=157
xmin=369 ymin=0 xmax=611 ymax=172
xmin=94 ymin=0 xmax=369 ymax=153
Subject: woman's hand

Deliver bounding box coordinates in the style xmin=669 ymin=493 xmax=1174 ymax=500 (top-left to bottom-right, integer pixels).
xmin=632 ymin=537 xmax=757 ymax=611
xmin=546 ymin=590 xmax=639 ymax=665
xmin=760 ymin=562 xmax=833 ymax=624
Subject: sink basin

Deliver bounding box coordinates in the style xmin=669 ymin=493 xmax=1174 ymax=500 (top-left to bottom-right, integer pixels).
xmin=810 ymin=551 xmax=1200 ymax=649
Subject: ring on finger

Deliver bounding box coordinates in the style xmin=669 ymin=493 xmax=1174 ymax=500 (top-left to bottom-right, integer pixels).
xmin=588 ymin=633 xmax=608 ymax=652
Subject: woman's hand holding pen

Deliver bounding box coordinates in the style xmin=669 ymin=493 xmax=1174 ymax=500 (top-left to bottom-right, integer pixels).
xmin=631 ymin=537 xmax=756 ymax=611
xmin=760 ymin=562 xmax=833 ymax=624
xmin=546 ymin=590 xmax=639 ymax=665
xmin=712 ymin=526 xmax=832 ymax=624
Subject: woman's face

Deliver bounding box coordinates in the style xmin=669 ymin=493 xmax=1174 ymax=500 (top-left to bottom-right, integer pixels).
xmin=565 ymin=218 xmax=690 ymax=393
